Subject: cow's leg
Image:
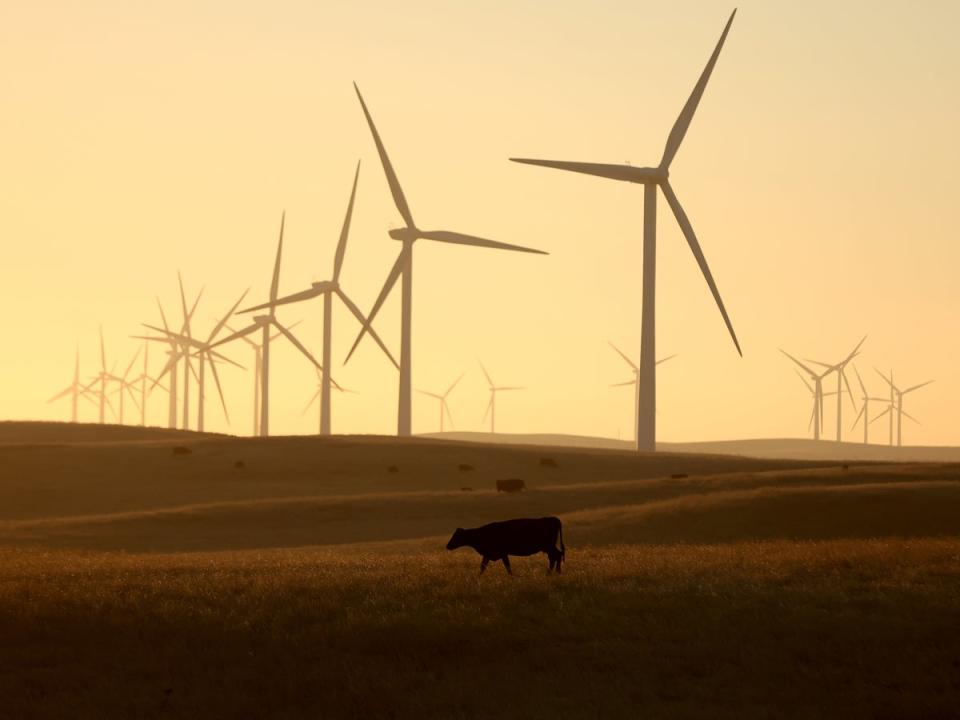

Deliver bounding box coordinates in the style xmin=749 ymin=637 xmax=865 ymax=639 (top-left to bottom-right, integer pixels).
xmin=547 ymin=551 xmax=556 ymax=573
xmin=502 ymin=556 xmax=512 ymax=575
xmin=479 ymin=557 xmax=489 ymax=574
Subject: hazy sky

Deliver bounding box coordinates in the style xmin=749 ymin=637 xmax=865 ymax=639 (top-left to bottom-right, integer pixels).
xmin=2 ymin=1 xmax=959 ymax=443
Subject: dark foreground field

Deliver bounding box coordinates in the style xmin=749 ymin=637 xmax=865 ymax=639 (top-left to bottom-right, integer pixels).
xmin=1 ymin=423 xmax=959 ymax=718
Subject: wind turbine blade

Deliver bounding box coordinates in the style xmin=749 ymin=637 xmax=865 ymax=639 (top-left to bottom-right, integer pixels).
xmin=121 ymin=347 xmax=142 ymax=382
xmin=478 ymin=361 xmax=494 ymax=388
xmin=208 ymin=288 xmax=250 ymax=344
xmin=610 ymin=380 xmax=636 ymax=387
xmin=270 ymin=211 xmax=285 ymax=310
xmin=443 ymin=400 xmax=455 ymax=431
xmin=444 ymin=372 xmax=466 ymax=398
xmin=841 ymin=368 xmax=857 ymax=411
xmin=496 ymin=386 xmax=525 ymax=392
xmin=47 ymin=386 xmax=73 ymax=403
xmin=209 ymin=323 xmax=261 ymax=350
xmin=416 ymin=390 xmax=443 ymax=400
xmin=853 ymin=365 xmax=867 ymax=398
xmin=184 ymin=287 xmax=205 ymax=338
xmin=344 ymin=251 xmax=404 ymax=364
xmin=661 ymin=180 xmax=740 ymax=355
xmin=353 ymin=83 xmax=416 ymax=229
xmin=660 ymin=9 xmax=737 ymax=169
xmin=656 ymin=354 xmax=678 ymax=366
xmin=794 ymin=369 xmax=813 ymax=394
xmin=178 ymin=271 xmax=190 ymax=334
xmin=509 ymin=158 xmax=663 ymax=184
xmin=334 ymin=160 xmax=361 ymax=282
xmin=241 ymin=286 xmax=322 ymax=315
xmin=125 ymin=384 xmax=142 ymax=413
xmin=869 ymin=407 xmax=891 ymax=425
xmin=207 ymin=353 xmax=230 ymax=425
xmin=226 ymin=323 xmax=259 ymax=348
xmin=901 ymin=409 xmax=921 ymax=425
xmin=780 ymin=350 xmax=816 ymax=378
xmin=150 ymin=355 xmax=177 ymax=391
xmin=336 ymin=289 xmax=399 ymax=369
xmin=418 ymin=230 xmax=547 ymax=255
xmin=99 ymin=326 xmax=106 ymax=373
xmin=808 ymin=402 xmax=816 ymax=432
xmin=874 ymin=368 xmax=895 ymax=390
xmin=302 ymin=389 xmax=321 ymax=415
xmin=269 ymin=319 xmax=302 ymax=342
xmin=902 ymin=380 xmax=934 ymax=395
xmin=274 ymin=321 xmax=323 ymax=371
xmin=608 ymin=341 xmax=637 ymax=372
xmin=845 ymin=335 xmax=868 ymax=364
xmin=851 ymin=405 xmax=865 ymax=430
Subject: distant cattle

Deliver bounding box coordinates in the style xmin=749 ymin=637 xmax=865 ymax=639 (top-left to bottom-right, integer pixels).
xmin=496 ymin=478 xmax=525 ymax=493
xmin=171 ymin=446 xmax=192 ymax=456
xmin=446 ymin=517 xmax=565 ymax=574
xmin=539 ymin=457 xmax=559 ymax=468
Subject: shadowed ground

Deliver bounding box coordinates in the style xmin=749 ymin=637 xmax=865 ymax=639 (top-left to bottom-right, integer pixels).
xmin=1 ymin=423 xmax=958 ymax=718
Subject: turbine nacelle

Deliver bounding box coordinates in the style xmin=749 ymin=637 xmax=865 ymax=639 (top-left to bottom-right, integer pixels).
xmin=310 ymin=280 xmax=338 ymax=293
xmin=388 ymin=227 xmax=420 ymax=242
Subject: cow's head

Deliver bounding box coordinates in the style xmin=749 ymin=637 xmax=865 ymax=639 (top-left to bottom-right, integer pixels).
xmin=446 ymin=528 xmax=466 ymax=550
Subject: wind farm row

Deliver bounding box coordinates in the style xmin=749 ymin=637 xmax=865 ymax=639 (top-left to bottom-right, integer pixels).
xmin=42 ymin=10 xmax=935 ymax=450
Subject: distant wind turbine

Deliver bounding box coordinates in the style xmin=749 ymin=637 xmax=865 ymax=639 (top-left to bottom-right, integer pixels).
xmin=794 ymin=370 xmax=839 ymax=438
xmin=479 ymin=362 xmax=524 ymax=434
xmin=345 ymin=83 xmax=547 ymax=438
xmin=782 ymin=350 xmax=831 ymax=441
xmin=850 ymin=365 xmax=886 ymax=445
xmin=109 ymin=347 xmax=143 ymax=425
xmin=210 ymin=212 xmax=325 ymax=437
xmin=874 ymin=369 xmax=932 ymax=447
xmin=47 ymin=345 xmax=97 ymax=422
xmin=141 ymin=290 xmax=248 ymax=432
xmin=511 ymin=10 xmax=742 ymax=452
xmin=806 ymin=336 xmax=865 ymax=442
xmin=303 ymin=367 xmax=355 ymax=434
xmin=240 ymin=162 xmax=396 ymax=435
xmin=608 ymin=342 xmax=676 ymax=441
xmin=417 ymin=372 xmax=465 ymax=433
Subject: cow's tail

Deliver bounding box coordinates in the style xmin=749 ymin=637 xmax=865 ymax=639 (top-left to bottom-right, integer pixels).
xmin=559 ymin=522 xmax=565 ymax=561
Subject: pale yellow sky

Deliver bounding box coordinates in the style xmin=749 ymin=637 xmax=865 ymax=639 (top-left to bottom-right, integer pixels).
xmin=2 ymin=1 xmax=959 ymax=443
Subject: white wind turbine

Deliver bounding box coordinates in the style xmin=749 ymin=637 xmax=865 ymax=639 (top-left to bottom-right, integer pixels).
xmin=794 ymin=370 xmax=840 ymax=439
xmin=608 ymin=342 xmax=676 ymax=442
xmin=345 ymin=83 xmax=547 ymax=437
xmin=511 ymin=10 xmax=741 ymax=452
xmin=141 ymin=290 xmax=248 ymax=432
xmin=109 ymin=347 xmax=143 ymax=425
xmin=479 ymin=362 xmax=524 ymax=434
xmin=850 ymin=365 xmax=887 ymax=445
xmin=240 ymin=162 xmax=396 ymax=435
xmin=210 ymin=212 xmax=326 ymax=437
xmin=89 ymin=326 xmax=118 ymax=424
xmin=806 ymin=336 xmax=865 ymax=442
xmin=150 ymin=289 xmax=202 ymax=429
xmin=782 ymin=350 xmax=831 ymax=441
xmin=303 ymin=367 xmax=355 ymax=434
xmin=874 ymin=369 xmax=933 ymax=447
xmin=417 ymin=372 xmax=465 ymax=433
xmin=47 ymin=345 xmax=97 ymax=422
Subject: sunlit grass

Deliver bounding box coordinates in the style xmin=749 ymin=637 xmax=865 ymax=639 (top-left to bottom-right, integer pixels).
xmin=2 ymin=540 xmax=959 ymax=719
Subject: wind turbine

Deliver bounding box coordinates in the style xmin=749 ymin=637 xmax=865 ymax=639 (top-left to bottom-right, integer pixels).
xmin=90 ymin=326 xmax=117 ymax=424
xmin=479 ymin=362 xmax=524 ymax=434
xmin=176 ymin=273 xmax=204 ymax=430
xmin=782 ymin=350 xmax=831 ymax=441
xmin=223 ymin=321 xmax=301 ymax=436
xmin=511 ymin=10 xmax=741 ymax=452
xmin=794 ymin=370 xmax=840 ymax=439
xmin=303 ymin=367 xmax=355 ymax=434
xmin=875 ymin=369 xmax=933 ymax=447
xmin=141 ymin=290 xmax=248 ymax=432
xmin=109 ymin=347 xmax=143 ymax=425
xmin=345 ymin=83 xmax=547 ymax=438
xmin=417 ymin=372 xmax=465 ymax=433
xmin=47 ymin=345 xmax=97 ymax=422
xmin=239 ymin=162 xmax=397 ymax=435
xmin=608 ymin=342 xmax=676 ymax=441
xmin=805 ymin=336 xmax=865 ymax=442
xmin=210 ymin=212 xmax=326 ymax=437
xmin=850 ymin=365 xmax=887 ymax=445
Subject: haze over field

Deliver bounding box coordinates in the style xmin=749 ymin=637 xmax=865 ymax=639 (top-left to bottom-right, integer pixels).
xmin=2 ymin=1 xmax=959 ymax=444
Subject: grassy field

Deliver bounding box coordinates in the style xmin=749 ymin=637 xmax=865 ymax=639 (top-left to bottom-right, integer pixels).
xmin=1 ymin=423 xmax=959 ymax=718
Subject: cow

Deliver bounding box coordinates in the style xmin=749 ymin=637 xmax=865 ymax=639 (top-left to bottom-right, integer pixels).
xmin=496 ymin=478 xmax=526 ymax=493
xmin=446 ymin=517 xmax=565 ymax=575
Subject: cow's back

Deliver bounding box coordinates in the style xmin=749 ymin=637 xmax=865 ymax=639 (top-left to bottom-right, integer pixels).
xmin=473 ymin=517 xmax=561 ymax=558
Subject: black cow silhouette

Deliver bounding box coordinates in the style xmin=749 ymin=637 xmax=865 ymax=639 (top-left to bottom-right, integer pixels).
xmin=446 ymin=517 xmax=565 ymax=574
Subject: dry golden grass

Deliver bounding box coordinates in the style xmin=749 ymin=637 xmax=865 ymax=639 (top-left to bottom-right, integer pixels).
xmin=2 ymin=424 xmax=960 ymax=718
xmin=2 ymin=540 xmax=959 ymax=719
